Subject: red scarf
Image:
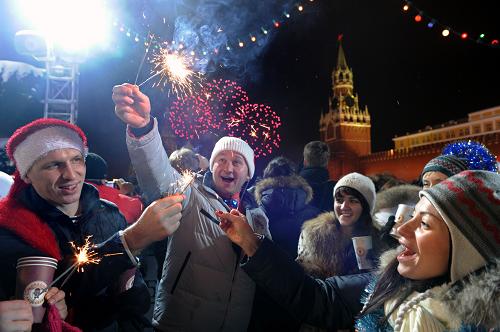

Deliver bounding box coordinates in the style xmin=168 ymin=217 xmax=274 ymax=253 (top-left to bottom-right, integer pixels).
xmin=0 ymin=174 xmax=81 ymax=331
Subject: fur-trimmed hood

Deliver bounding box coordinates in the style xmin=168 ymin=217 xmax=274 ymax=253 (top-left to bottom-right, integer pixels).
xmin=254 ymin=175 xmax=314 ymax=216
xmin=255 ymin=175 xmax=313 ymax=204
xmin=373 ymin=184 xmax=420 ymax=214
xmin=298 ymin=210 xmax=381 ymax=278
xmin=378 ymin=249 xmax=500 ymax=330
xmin=296 ymin=212 xmax=342 ymax=279
xmin=441 ymin=258 xmax=499 ymax=329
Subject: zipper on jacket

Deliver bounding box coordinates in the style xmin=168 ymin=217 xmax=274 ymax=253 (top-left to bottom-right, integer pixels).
xmin=170 ymin=251 xmax=191 ymax=294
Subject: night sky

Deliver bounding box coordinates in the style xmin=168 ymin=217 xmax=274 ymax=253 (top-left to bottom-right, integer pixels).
xmin=1 ymin=0 xmax=499 ymax=177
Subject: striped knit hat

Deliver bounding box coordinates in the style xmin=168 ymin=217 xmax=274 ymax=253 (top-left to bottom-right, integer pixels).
xmin=420 ymin=170 xmax=500 ymax=283
xmin=421 ymin=154 xmax=468 ymax=179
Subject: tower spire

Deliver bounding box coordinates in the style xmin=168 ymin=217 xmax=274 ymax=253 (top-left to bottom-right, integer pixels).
xmin=336 ymin=34 xmax=348 ymax=70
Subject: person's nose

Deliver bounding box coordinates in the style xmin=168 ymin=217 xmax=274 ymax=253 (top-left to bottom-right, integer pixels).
xmin=341 ymin=200 xmax=350 ymax=210
xmin=224 ymin=162 xmax=234 ymax=173
xmin=61 ymin=162 xmax=78 ymax=180
xmin=397 ymin=216 xmax=417 ymax=239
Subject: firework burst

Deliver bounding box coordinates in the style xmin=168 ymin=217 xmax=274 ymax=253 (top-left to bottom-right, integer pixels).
xmin=226 ymin=103 xmax=282 ymax=158
xmin=169 ymin=95 xmax=218 ymax=140
xmin=167 ymin=79 xmax=249 ymax=140
xmin=203 ymin=79 xmax=249 ymax=122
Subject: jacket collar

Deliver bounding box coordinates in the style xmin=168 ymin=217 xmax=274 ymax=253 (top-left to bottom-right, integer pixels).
xmin=299 ymin=167 xmax=330 ymax=184
xmin=18 ymin=183 xmax=100 ymax=225
xmin=254 ymin=175 xmax=314 ymax=205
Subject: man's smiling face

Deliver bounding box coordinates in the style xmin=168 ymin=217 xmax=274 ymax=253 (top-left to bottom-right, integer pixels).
xmin=211 ymin=150 xmax=249 ymax=198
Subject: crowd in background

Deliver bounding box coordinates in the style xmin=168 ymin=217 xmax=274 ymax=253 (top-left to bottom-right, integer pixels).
xmin=0 ymin=83 xmax=498 ymax=332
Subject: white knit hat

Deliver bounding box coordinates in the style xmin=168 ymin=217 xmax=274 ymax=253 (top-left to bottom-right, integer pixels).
xmin=209 ymin=136 xmax=255 ymax=178
xmin=334 ymin=172 xmax=376 ymax=214
xmin=6 ymin=118 xmax=88 ymax=180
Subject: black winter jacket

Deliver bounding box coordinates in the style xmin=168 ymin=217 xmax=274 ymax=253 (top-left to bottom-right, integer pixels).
xmin=255 ymin=175 xmax=320 ymax=258
xmin=299 ymin=167 xmax=336 ymax=212
xmin=242 ymin=238 xmax=371 ymax=331
xmin=0 ymin=183 xmax=150 ymax=331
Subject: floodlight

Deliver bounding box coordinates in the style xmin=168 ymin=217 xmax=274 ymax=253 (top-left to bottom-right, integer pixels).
xmin=15 ymin=0 xmax=111 ymax=54
xmin=14 ymin=30 xmax=52 ymax=60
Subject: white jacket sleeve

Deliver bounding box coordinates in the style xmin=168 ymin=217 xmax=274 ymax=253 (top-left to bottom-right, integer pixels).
xmin=125 ymin=118 xmax=191 ymax=205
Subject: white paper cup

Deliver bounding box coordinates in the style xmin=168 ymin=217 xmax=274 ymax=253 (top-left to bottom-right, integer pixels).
xmin=390 ymin=204 xmax=414 ymax=238
xmin=352 ymin=236 xmax=374 ymax=270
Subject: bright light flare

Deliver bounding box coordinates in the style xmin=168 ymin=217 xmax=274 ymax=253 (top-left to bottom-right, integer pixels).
xmin=14 ymin=0 xmax=111 ymax=53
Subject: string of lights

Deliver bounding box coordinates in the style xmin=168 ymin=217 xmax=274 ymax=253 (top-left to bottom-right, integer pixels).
xmin=401 ymin=1 xmax=499 ymax=48
xmin=113 ymin=0 xmax=318 ymax=56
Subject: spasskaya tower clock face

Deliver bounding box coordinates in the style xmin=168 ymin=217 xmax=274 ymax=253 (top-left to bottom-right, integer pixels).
xmin=345 ymin=94 xmax=354 ymax=107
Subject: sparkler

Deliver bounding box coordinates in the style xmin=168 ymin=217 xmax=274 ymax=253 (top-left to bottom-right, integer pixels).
xmin=162 ymin=169 xmax=230 ymax=213
xmin=71 ymin=236 xmax=101 ymax=272
xmin=134 ymin=33 xmax=154 ymax=85
xmin=163 ymin=170 xmax=197 ymax=197
xmin=137 ymin=46 xmax=202 ymax=99
xmin=43 ymin=236 xmax=122 ymax=291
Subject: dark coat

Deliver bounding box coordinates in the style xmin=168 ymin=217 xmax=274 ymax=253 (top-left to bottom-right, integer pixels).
xmin=299 ymin=167 xmax=336 ymax=212
xmin=242 ymin=238 xmax=371 ymax=331
xmin=0 ymin=181 xmax=150 ymax=331
xmin=255 ymin=175 xmax=321 ymax=258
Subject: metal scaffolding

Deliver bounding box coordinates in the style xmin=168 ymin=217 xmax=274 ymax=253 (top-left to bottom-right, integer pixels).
xmin=43 ymin=61 xmax=79 ymax=124
xmin=15 ymin=30 xmax=81 ymax=124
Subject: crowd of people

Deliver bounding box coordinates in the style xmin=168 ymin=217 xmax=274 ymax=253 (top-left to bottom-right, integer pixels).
xmin=0 ymin=83 xmax=497 ymax=332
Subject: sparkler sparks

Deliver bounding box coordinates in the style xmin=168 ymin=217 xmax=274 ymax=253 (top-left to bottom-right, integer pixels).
xmin=44 ymin=236 xmax=121 ymax=291
xmin=71 ymin=236 xmax=101 ymax=272
xmin=164 ymin=170 xmax=197 ymax=196
xmin=138 ymin=46 xmax=202 ymax=99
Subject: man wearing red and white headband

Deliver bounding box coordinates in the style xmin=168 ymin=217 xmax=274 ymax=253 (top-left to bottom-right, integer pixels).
xmin=0 ymin=118 xmax=184 ymax=331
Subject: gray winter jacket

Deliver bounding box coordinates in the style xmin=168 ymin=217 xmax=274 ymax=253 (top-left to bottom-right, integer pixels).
xmin=126 ymin=119 xmax=271 ymax=331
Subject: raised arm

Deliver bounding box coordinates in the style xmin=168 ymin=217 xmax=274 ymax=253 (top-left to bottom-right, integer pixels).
xmin=112 ymin=83 xmax=191 ymax=204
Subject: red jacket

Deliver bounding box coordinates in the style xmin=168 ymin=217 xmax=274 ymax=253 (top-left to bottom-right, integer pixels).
xmin=87 ymin=183 xmax=143 ymax=224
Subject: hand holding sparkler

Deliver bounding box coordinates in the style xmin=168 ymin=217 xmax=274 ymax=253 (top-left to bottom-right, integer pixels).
xmin=216 ymin=210 xmax=260 ymax=257
xmin=112 ymin=83 xmax=151 ymax=128
xmin=122 ymin=194 xmax=184 ymax=253
xmin=44 ymin=287 xmax=68 ymax=320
